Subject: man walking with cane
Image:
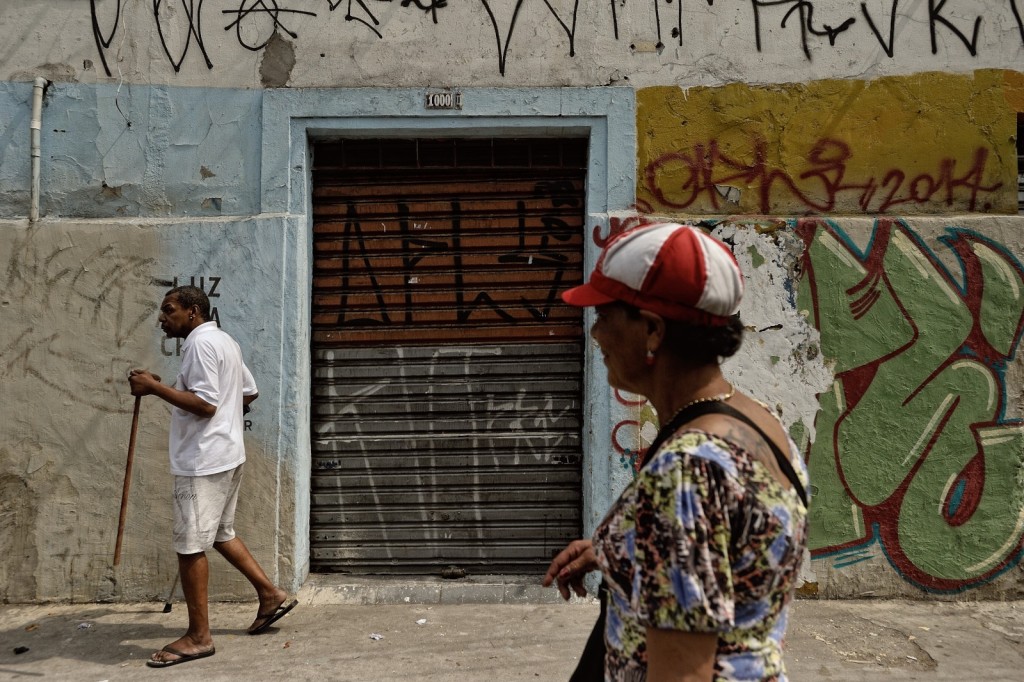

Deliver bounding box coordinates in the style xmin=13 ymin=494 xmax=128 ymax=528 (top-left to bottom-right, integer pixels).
xmin=129 ymin=285 xmax=296 ymax=668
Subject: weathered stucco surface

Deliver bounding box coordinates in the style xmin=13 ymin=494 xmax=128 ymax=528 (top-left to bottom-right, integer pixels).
xmin=0 ymin=0 xmax=1023 ymax=602
xmin=5 ymin=208 xmax=1024 ymax=601
xmin=0 ymin=83 xmax=262 ymax=219
xmin=0 ymin=218 xmax=289 ymax=601
xmin=2 ymin=2 xmax=1022 ymax=87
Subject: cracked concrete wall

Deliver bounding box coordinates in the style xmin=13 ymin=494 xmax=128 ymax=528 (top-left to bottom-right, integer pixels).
xmin=1 ymin=2 xmax=1022 ymax=87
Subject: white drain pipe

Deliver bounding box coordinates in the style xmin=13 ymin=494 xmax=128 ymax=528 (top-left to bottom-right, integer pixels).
xmin=29 ymin=77 xmax=46 ymax=222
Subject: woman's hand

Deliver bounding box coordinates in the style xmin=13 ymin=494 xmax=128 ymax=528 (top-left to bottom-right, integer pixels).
xmin=542 ymin=539 xmax=598 ymax=600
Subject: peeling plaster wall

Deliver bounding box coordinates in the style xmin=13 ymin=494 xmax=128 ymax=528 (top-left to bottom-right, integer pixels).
xmin=0 ymin=83 xmax=261 ymax=219
xmin=1 ymin=1 xmax=1024 ymax=603
xmin=0 ymin=86 xmax=636 ymax=602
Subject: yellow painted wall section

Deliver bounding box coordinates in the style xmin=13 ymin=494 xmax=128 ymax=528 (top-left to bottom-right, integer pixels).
xmin=637 ymin=70 xmax=1020 ymax=216
xmin=1004 ymin=70 xmax=1024 ymax=110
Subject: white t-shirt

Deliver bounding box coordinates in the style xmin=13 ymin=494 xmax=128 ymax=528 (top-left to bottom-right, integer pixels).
xmin=169 ymin=322 xmax=258 ymax=476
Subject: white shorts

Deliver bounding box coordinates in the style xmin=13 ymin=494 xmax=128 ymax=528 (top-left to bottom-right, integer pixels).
xmin=172 ymin=465 xmax=244 ymax=555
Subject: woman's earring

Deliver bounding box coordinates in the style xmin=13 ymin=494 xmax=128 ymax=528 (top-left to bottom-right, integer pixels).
xmin=645 ymin=349 xmax=655 ymax=366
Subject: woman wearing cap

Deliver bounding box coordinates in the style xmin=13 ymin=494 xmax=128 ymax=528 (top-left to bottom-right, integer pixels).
xmin=542 ymin=223 xmax=808 ymax=682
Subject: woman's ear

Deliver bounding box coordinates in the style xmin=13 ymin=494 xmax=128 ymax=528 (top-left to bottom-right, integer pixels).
xmin=637 ymin=309 xmax=667 ymax=353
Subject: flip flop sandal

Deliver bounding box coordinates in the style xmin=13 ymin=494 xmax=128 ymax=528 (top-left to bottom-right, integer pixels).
xmin=146 ymin=645 xmax=215 ymax=668
xmin=248 ymin=598 xmax=298 ymax=635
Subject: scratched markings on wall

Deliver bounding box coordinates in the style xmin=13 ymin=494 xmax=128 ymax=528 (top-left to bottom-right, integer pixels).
xmin=798 ymin=217 xmax=1024 ymax=591
xmin=1 ymin=228 xmax=156 ymax=413
xmin=87 ymin=0 xmax=1024 ymax=78
xmin=636 ymin=74 xmax=1019 ymax=215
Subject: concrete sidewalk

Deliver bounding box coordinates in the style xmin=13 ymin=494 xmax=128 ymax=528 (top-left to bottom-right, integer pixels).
xmin=1 ymin=577 xmax=1022 ymax=680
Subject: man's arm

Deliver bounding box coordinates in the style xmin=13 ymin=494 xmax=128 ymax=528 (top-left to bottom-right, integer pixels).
xmin=243 ymin=393 xmax=258 ymax=407
xmin=129 ymin=369 xmax=216 ymax=419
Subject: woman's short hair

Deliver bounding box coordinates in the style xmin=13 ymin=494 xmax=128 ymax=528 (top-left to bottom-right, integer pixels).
xmin=623 ymin=303 xmax=744 ymax=364
xmin=664 ymin=315 xmax=744 ymax=364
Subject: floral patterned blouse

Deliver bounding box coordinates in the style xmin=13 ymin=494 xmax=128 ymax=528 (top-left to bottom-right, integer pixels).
xmin=592 ymin=422 xmax=808 ymax=681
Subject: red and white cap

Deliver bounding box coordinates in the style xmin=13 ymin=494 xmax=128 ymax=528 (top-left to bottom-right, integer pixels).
xmin=562 ymin=223 xmax=743 ymax=325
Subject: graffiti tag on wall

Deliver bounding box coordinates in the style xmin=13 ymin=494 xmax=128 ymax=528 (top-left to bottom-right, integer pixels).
xmin=314 ymin=179 xmax=582 ymax=342
xmin=1 ymin=229 xmax=156 ymax=413
xmin=642 ymin=137 xmax=1004 ymax=215
xmin=89 ymin=0 xmax=1024 ymax=77
xmin=798 ymin=217 xmax=1024 ymax=591
xmin=609 ymin=388 xmax=657 ymax=478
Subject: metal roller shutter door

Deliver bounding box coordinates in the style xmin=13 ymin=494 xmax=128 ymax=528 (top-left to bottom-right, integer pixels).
xmin=310 ymin=138 xmax=587 ymax=574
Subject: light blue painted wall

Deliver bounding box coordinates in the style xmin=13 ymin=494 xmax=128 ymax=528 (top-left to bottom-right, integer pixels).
xmin=0 ymin=83 xmax=262 ymax=219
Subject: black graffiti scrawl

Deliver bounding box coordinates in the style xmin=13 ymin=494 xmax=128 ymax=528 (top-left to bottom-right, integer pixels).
xmin=154 ymin=0 xmax=214 ymax=71
xmin=89 ymin=0 xmax=1024 ymax=77
xmin=222 ymin=0 xmax=317 ymax=51
xmin=90 ymin=0 xmax=122 ymax=77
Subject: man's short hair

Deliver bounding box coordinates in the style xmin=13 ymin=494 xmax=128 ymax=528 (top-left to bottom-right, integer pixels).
xmin=166 ymin=285 xmax=211 ymax=321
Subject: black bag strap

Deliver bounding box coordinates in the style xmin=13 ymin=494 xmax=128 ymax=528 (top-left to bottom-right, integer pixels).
xmin=640 ymin=400 xmax=808 ymax=507
xmin=568 ymin=582 xmax=609 ymax=682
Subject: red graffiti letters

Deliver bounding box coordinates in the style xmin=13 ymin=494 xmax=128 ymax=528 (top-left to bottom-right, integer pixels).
xmin=643 ymin=138 xmax=1004 ymax=214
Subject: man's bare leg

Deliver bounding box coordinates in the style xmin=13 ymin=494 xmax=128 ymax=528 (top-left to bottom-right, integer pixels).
xmin=213 ymin=537 xmax=290 ymax=631
xmin=150 ymin=552 xmax=215 ymax=663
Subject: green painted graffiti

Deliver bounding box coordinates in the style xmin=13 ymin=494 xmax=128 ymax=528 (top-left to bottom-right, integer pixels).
xmin=798 ymin=218 xmax=1024 ymax=591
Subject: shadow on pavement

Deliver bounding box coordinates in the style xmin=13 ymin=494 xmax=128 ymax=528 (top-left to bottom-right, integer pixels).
xmin=0 ymin=603 xmax=247 ymax=670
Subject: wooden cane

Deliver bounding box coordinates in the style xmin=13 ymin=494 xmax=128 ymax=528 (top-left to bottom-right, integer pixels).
xmin=162 ymin=569 xmax=179 ymax=613
xmin=113 ymin=395 xmax=142 ymax=566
